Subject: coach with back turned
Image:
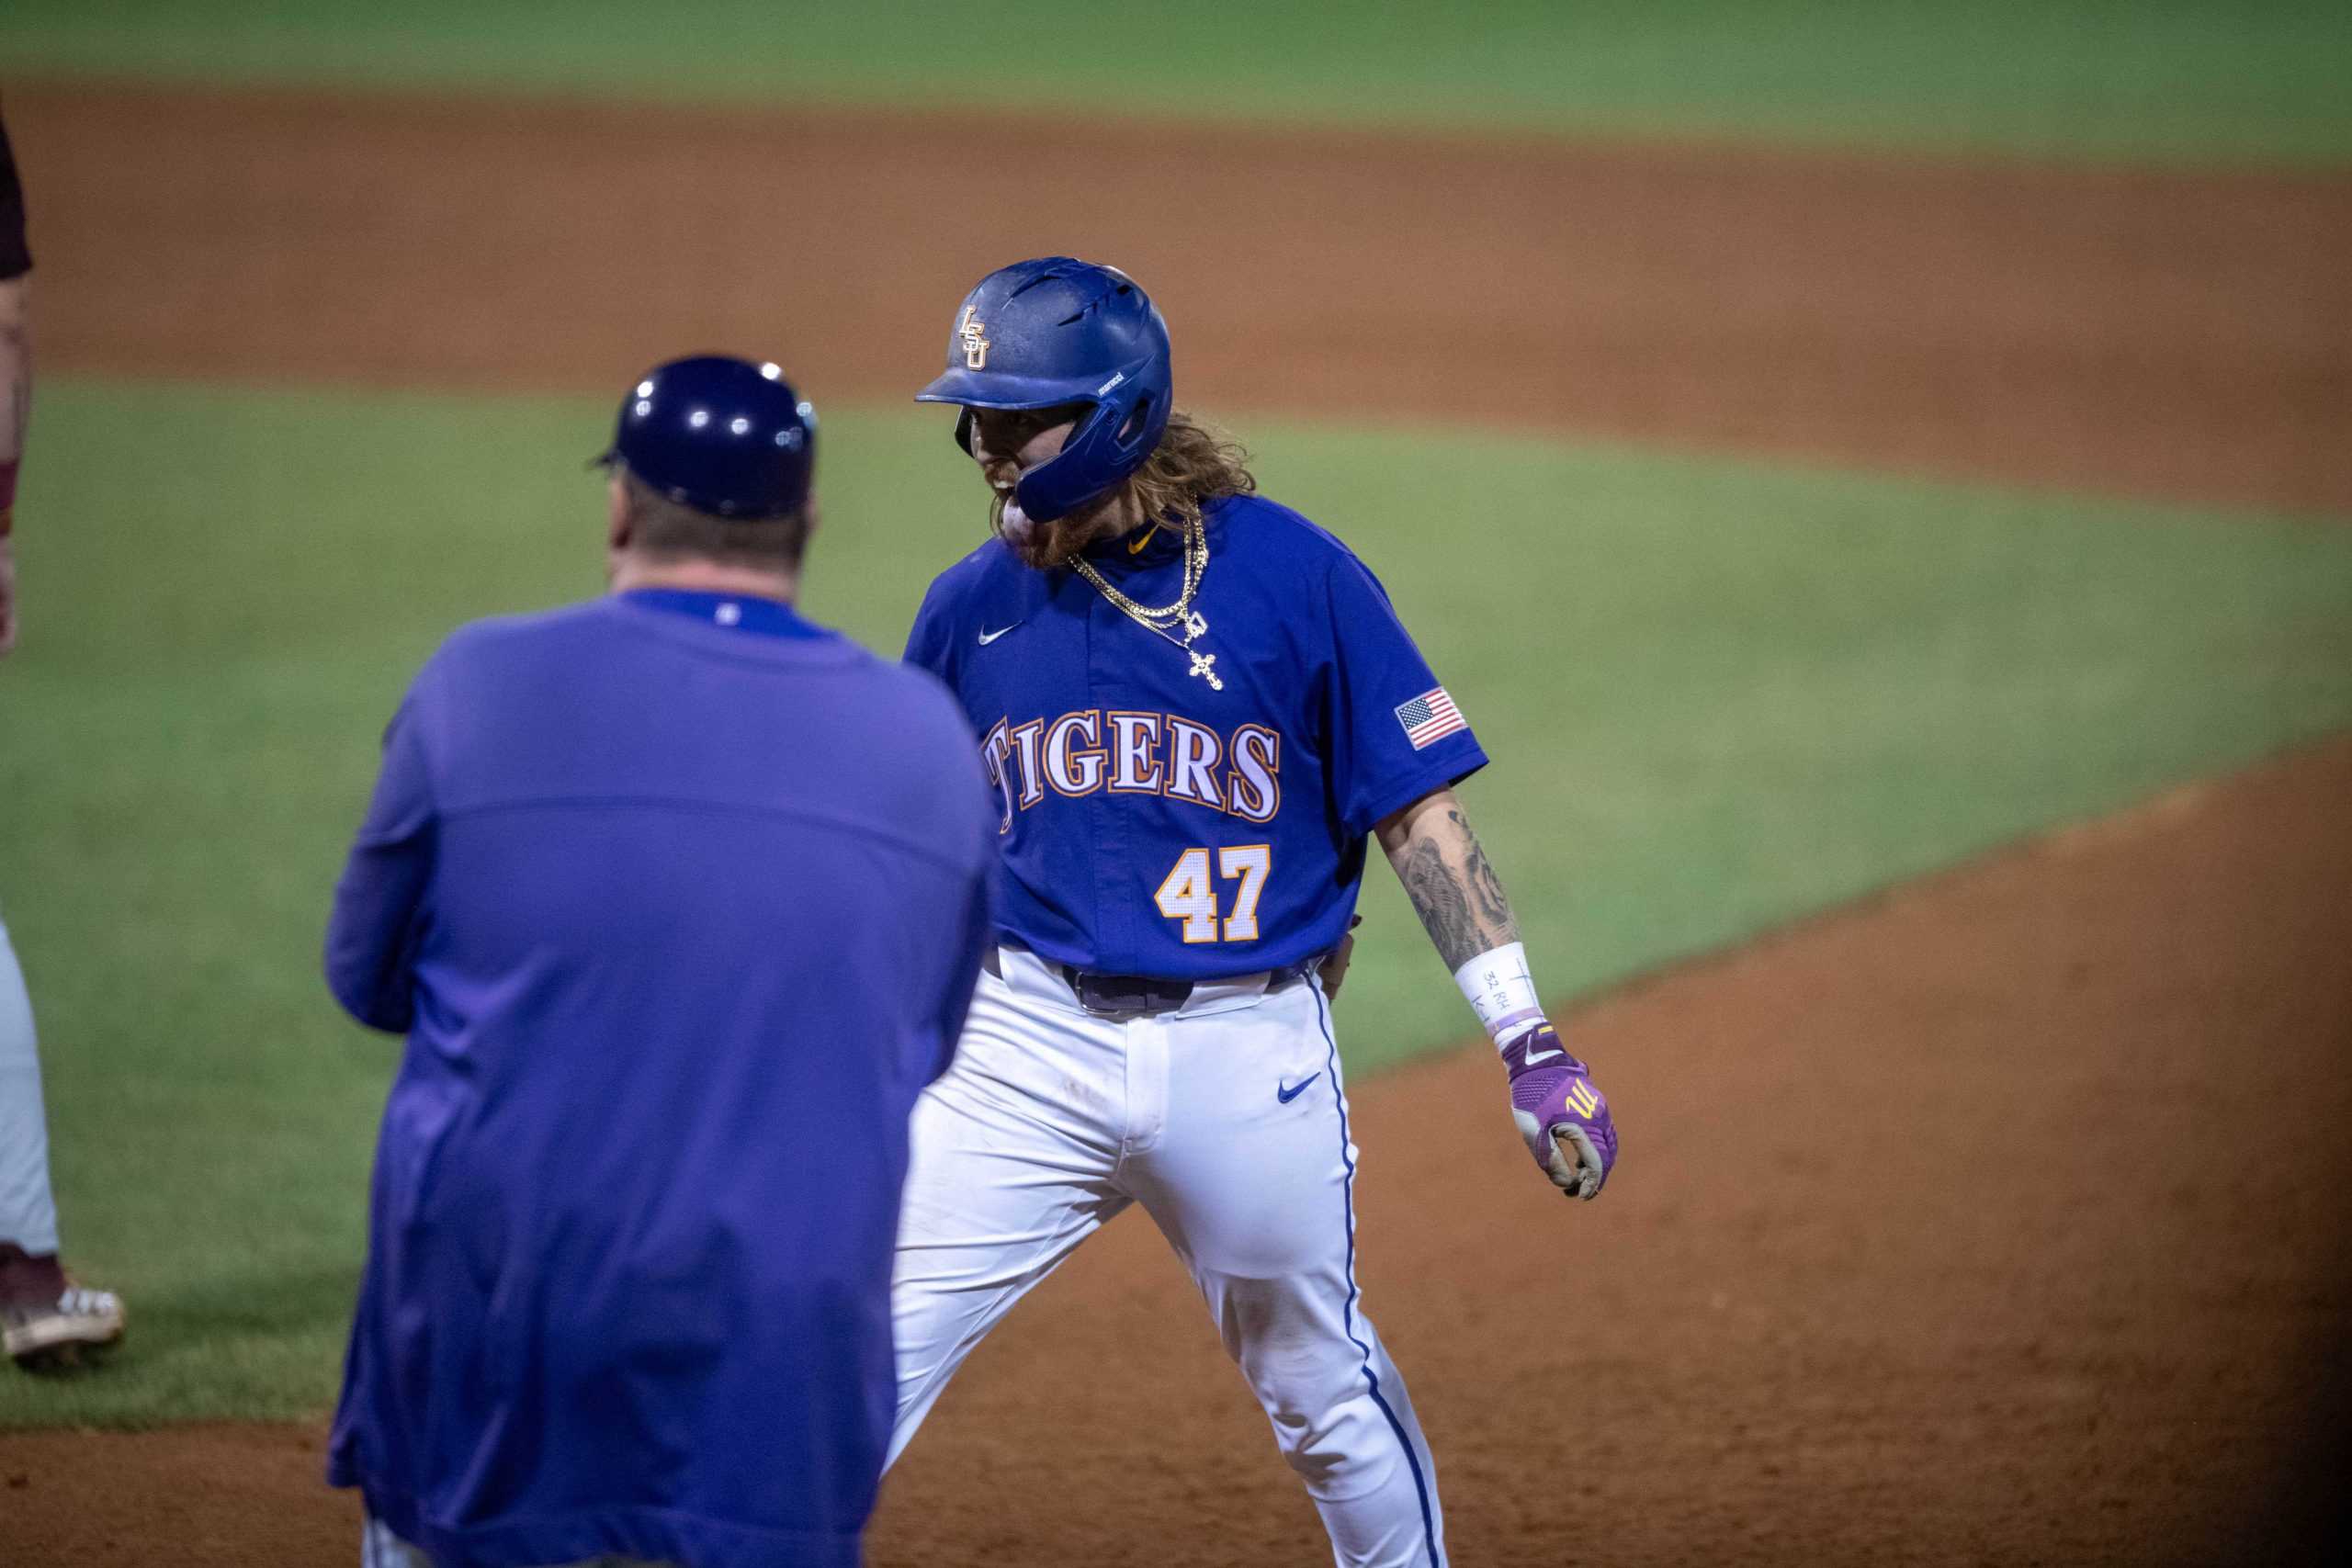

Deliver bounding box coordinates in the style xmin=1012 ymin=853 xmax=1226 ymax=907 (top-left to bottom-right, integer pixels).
xmin=323 ymin=356 xmax=995 ymax=1568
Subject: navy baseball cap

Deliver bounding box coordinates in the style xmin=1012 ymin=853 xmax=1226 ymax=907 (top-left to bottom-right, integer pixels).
xmin=599 ymin=355 xmax=817 ymax=519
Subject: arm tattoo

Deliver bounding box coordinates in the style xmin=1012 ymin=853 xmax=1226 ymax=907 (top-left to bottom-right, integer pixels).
xmin=1450 ymin=808 xmax=1515 ymax=932
xmin=1398 ymin=837 xmax=1486 ymax=969
xmin=1395 ymin=815 xmax=1521 ymax=972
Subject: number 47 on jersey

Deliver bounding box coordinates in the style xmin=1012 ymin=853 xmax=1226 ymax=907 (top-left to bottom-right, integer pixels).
xmin=1155 ymin=845 xmax=1272 ymax=943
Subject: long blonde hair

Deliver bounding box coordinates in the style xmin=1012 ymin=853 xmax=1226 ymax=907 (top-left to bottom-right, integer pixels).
xmin=1125 ymin=410 xmax=1257 ymax=530
xmin=988 ymin=409 xmax=1258 ymax=566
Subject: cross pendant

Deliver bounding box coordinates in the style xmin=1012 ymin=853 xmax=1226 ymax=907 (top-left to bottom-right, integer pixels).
xmin=1188 ymin=649 xmax=1225 ymax=690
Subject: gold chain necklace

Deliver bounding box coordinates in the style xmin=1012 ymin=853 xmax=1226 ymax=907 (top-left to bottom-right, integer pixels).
xmin=1069 ymin=514 xmax=1202 ymax=623
xmin=1067 ymin=513 xmax=1223 ymax=690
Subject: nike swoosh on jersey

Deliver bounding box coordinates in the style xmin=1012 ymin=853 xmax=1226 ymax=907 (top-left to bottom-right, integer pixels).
xmin=977 ymin=623 xmax=1021 ymax=645
xmin=1276 ymin=1073 xmax=1319 ymax=1104
xmin=1126 ymin=525 xmax=1161 ymax=555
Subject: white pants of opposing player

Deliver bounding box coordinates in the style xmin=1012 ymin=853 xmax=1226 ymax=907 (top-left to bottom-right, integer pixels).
xmin=889 ymin=947 xmax=1446 ymax=1568
xmin=0 ymin=907 xmax=62 ymax=1256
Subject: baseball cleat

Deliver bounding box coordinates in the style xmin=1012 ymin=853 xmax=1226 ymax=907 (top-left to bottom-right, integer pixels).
xmin=4 ymin=1283 xmax=127 ymax=1369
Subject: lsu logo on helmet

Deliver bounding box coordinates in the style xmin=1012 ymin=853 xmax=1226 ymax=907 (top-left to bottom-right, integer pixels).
xmin=958 ymin=306 xmax=989 ymax=369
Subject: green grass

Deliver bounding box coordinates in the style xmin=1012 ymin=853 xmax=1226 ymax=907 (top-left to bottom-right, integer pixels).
xmin=4 ymin=1 xmax=2349 ymax=165
xmin=5 ymin=376 xmax=2350 ymax=1426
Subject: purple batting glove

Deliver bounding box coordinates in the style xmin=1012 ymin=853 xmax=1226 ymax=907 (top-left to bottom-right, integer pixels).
xmin=1502 ymin=1026 xmax=1618 ymax=1201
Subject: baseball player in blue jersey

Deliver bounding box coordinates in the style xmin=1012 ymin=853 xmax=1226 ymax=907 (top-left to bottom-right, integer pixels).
xmin=889 ymin=258 xmax=1620 ymax=1566
xmin=326 ymin=355 xmax=996 ymax=1568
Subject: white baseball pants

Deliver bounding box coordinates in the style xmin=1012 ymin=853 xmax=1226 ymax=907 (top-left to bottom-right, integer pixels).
xmin=0 ymin=905 xmax=61 ymax=1256
xmin=888 ymin=946 xmax=1446 ymax=1568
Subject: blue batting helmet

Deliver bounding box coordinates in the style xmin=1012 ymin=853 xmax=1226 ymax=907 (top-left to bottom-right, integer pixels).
xmin=599 ymin=355 xmax=817 ymax=519
xmin=914 ymin=257 xmax=1171 ymax=523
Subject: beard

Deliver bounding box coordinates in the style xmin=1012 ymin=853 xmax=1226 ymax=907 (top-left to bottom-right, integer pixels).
xmin=992 ymin=489 xmax=1124 ymax=571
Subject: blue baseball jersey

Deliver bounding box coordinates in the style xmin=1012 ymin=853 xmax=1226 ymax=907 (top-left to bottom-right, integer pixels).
xmin=324 ymin=590 xmax=995 ymax=1568
xmin=905 ymin=492 xmax=1486 ymax=980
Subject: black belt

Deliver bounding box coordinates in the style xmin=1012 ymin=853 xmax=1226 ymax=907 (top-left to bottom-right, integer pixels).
xmin=981 ymin=945 xmax=1320 ymax=1016
xmin=1058 ymin=966 xmax=1198 ymax=1016
xmin=1009 ymin=955 xmax=1320 ymax=1017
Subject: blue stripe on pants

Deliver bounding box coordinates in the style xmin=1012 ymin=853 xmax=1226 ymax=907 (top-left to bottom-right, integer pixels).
xmin=1314 ymin=987 xmax=1442 ymax=1567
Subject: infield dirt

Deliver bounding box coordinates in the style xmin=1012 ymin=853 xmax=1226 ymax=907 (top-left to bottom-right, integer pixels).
xmin=2 ymin=84 xmax=2348 ymax=1565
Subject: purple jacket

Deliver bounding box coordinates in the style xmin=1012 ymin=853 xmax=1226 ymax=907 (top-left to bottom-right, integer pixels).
xmin=325 ymin=590 xmax=993 ymax=1568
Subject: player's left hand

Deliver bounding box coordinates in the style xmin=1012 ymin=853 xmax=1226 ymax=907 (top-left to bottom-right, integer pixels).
xmin=1316 ymin=916 xmax=1364 ymax=1002
xmin=1502 ymin=1026 xmax=1616 ymax=1201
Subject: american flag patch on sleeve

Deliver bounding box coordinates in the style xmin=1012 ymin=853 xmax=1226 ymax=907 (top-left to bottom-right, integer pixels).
xmin=1394 ymin=686 xmax=1466 ymax=750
